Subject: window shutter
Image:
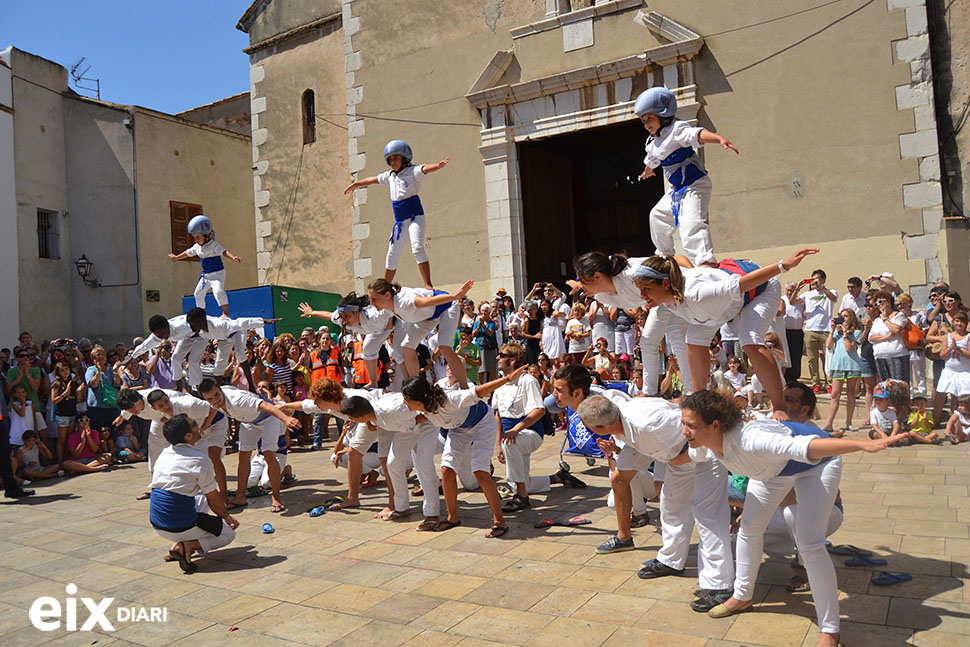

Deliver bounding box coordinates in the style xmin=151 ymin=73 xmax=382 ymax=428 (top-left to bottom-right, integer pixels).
xmin=170 ymin=201 xmax=203 ymax=256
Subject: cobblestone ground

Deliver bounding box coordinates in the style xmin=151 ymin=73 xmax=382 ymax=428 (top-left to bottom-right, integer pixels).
xmin=1 ymin=417 xmax=968 ymax=647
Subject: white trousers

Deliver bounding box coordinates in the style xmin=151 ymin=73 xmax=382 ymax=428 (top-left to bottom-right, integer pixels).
xmin=442 ymin=411 xmax=495 ymax=475
xmin=735 ymin=457 xmax=843 ymax=634
xmin=195 ymin=269 xmax=228 ymax=307
xmin=436 ymin=433 xmax=478 ymax=490
xmin=657 ymin=459 xmax=734 ymax=591
xmin=763 ymin=503 xmax=844 ymax=560
xmin=153 ymin=495 xmax=236 ymax=554
xmin=147 ymin=420 xmax=165 ymax=486
xmin=172 ymin=336 xmax=207 ymax=387
xmin=503 ymin=428 xmax=550 ymax=493
xmin=247 ymin=452 xmax=287 ymax=489
xmin=336 ymin=450 xmax=384 ymax=474
xmin=639 ymin=307 xmax=692 ymax=396
xmin=385 ymin=214 xmax=428 ymax=270
xmin=607 ymin=469 xmax=653 ymax=516
xmin=403 ymin=301 xmax=460 ymax=350
xmin=387 ymin=422 xmax=440 ymax=517
xmin=649 ymin=175 xmax=715 ymax=266
xmin=614 ymin=328 xmax=637 ymax=356
xmin=213 ymin=332 xmax=247 ymax=375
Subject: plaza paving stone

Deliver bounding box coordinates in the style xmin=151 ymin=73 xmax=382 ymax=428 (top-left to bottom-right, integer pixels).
xmin=1 ymin=422 xmax=968 ymax=646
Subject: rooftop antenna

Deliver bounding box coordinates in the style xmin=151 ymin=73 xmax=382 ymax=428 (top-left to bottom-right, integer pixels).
xmin=69 ymin=57 xmax=100 ymax=99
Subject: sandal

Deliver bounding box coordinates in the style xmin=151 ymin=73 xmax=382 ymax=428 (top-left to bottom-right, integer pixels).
xmin=786 ymin=571 xmax=810 ymax=592
xmin=271 ymin=503 xmax=286 ymax=513
xmin=136 ymin=492 xmax=151 ymax=500
xmin=485 ymin=524 xmax=509 ymax=538
xmin=416 ymin=517 xmax=440 ymax=532
xmin=168 ymin=542 xmax=197 ymax=574
xmin=501 ymin=494 xmax=530 ymax=512
xmin=226 ymin=501 xmax=248 ymax=511
xmin=386 ymin=509 xmax=412 ymax=520
xmin=434 ymin=519 xmax=462 ymax=532
xmin=556 ymin=469 xmax=587 ymax=488
xmin=630 ymin=513 xmax=650 ymax=528
xmin=872 ymin=571 xmax=912 ymax=586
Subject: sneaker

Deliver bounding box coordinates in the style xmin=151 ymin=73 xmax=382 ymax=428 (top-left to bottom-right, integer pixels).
xmin=812 ymin=385 xmax=822 ymax=393
xmin=690 ymin=589 xmax=734 ymax=613
xmin=637 ymin=559 xmax=685 ymax=579
xmin=826 ymin=386 xmax=833 ymax=395
xmin=595 ymin=535 xmax=635 ymax=554
xmin=22 ymin=480 xmax=32 ymax=486
xmin=311 ymin=444 xmax=322 ymax=451
xmin=946 ymin=433 xmax=958 ymax=444
xmin=56 ymin=470 xmax=65 ymax=477
xmin=5 ymin=488 xmax=34 ymax=498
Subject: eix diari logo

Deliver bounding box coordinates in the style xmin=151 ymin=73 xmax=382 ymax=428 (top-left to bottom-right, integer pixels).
xmin=29 ymin=583 xmax=168 ymax=632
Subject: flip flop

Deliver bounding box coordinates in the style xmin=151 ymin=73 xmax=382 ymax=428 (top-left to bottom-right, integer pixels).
xmin=136 ymin=492 xmax=151 ymax=500
xmin=845 ymin=555 xmax=887 ymax=567
xmin=271 ymin=503 xmax=286 ymax=513
xmin=872 ymin=571 xmax=912 ymax=586
xmin=226 ymin=501 xmax=248 ymax=511
xmin=434 ymin=519 xmax=461 ymax=532
xmin=168 ymin=542 xmax=197 ymax=574
xmin=786 ymin=571 xmax=810 ymax=592
xmin=485 ymin=524 xmax=509 ymax=538
xmin=386 ymin=510 xmax=412 ymax=520
xmin=309 ymin=506 xmax=326 ymax=517
xmin=630 ymin=513 xmax=651 ymax=528
xmin=416 ymin=518 xmax=440 ymax=532
xmin=262 ymin=523 xmax=275 ymax=534
xmin=533 ymin=516 xmax=592 ymax=529
xmin=827 ymin=544 xmax=873 ymax=557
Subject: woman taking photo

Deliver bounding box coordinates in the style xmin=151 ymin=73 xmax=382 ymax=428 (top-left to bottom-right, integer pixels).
xmin=821 ymin=309 xmax=864 ymax=434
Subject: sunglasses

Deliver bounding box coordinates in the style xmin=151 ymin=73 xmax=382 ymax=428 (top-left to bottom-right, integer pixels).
xmin=76 ymin=417 xmax=90 ymax=422
xmin=943 ymin=299 xmax=956 ymax=304
xmin=876 ymin=299 xmax=887 ymax=305
xmin=497 ymin=352 xmax=514 ymax=359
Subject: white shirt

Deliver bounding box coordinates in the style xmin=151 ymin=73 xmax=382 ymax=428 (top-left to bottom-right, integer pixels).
xmin=186 ymin=239 xmax=227 ymax=260
xmin=371 ymin=392 xmax=419 ymax=432
xmin=803 ymin=289 xmax=837 ymax=332
xmin=668 ymin=268 xmax=744 ymax=326
xmin=299 ymin=388 xmax=374 ymax=415
xmin=217 ymin=386 xmax=268 ymax=423
xmin=592 ymin=257 xmax=649 ymax=311
xmin=377 ymin=164 xmax=425 ymax=201
xmin=870 ymin=312 xmax=909 ymax=358
xmin=423 ymin=388 xmax=484 ymax=429
xmin=149 ymin=443 xmax=217 ymax=495
xmin=565 ymin=317 xmax=592 ymax=353
xmin=839 ymin=292 xmax=867 ymax=319
xmin=694 ymin=418 xmax=819 ymax=481
xmin=643 ymin=120 xmax=704 ymax=170
xmin=492 ymin=373 xmax=543 ymax=419
xmin=394 ymin=287 xmax=439 ymax=322
xmin=782 ymin=296 xmax=805 ymax=330
xmin=617 ymin=398 xmax=687 ymax=462
xmin=332 ymin=306 xmax=394 ymax=336
xmin=132 ymin=315 xmax=195 ymax=358
xmin=170 ymin=393 xmax=213 ymax=426
xmin=122 ymin=388 xmax=184 ymax=422
xmin=870 ymin=406 xmax=898 ymax=432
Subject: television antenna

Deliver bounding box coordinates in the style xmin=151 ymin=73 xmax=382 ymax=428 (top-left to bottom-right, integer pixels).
xmin=69 ymin=57 xmax=100 ymax=99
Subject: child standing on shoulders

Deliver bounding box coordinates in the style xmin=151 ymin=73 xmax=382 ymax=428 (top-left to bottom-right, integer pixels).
xmin=344 ymin=140 xmax=450 ymax=289
xmin=634 ymin=87 xmax=738 ymax=268
xmin=168 ymin=215 xmax=242 ymax=317
xmin=945 ymin=397 xmax=970 ymax=444
xmin=907 ymin=395 xmax=939 ymax=444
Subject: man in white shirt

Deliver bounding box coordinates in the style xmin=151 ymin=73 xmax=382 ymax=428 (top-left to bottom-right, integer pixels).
xmin=198 ymin=378 xmax=300 ymax=513
xmin=801 ymin=269 xmax=837 ymax=392
xmin=839 ymin=277 xmax=867 ymax=320
xmin=782 ymin=282 xmax=806 ymax=383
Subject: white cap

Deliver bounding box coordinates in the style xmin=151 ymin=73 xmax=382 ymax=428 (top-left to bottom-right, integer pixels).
xmin=881 ymin=272 xmax=895 ymax=279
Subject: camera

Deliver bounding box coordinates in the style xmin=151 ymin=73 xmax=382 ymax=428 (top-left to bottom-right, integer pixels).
xmin=833 ymin=316 xmax=844 ymax=325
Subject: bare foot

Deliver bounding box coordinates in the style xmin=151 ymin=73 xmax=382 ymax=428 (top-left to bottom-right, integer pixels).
xmin=375 ymin=506 xmax=394 ymax=520
xmin=817 ymin=633 xmax=839 ymax=647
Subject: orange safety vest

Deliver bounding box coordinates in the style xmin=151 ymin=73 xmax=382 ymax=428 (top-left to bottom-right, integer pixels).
xmin=351 ymin=341 xmax=369 ymax=386
xmin=310 ymin=346 xmax=341 ymax=383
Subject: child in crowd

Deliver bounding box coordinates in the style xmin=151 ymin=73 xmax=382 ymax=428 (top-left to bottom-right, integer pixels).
xmin=869 ymin=391 xmax=901 ymax=440
xmin=7 ymin=384 xmax=35 ymax=449
xmin=343 ymin=140 xmax=450 ymax=289
xmin=724 ymin=355 xmax=746 ymax=393
xmin=168 ymin=215 xmax=242 ymax=317
xmin=633 ymin=87 xmax=738 ymax=267
xmin=933 ymin=311 xmax=970 ymax=401
xmin=945 ymin=397 xmax=970 ymax=444
xmin=13 ymin=430 xmax=62 ymax=482
xmin=907 ymin=395 xmax=939 ymax=444
xmin=114 ymin=420 xmax=146 ymax=463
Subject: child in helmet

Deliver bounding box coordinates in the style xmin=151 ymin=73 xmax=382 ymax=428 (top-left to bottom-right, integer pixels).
xmin=344 ymin=140 xmax=450 ymax=290
xmin=634 ymin=87 xmax=739 ymax=268
xmin=169 ymin=215 xmax=242 ymax=317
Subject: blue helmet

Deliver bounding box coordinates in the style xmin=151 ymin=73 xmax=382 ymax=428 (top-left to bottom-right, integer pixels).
xmin=633 ymin=87 xmax=677 ymax=118
xmin=383 ymin=140 xmax=413 ymax=166
xmin=187 ymin=215 xmax=213 ymax=237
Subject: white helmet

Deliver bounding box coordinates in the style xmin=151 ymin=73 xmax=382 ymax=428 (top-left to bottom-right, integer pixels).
xmin=187 ymin=215 xmax=213 ymax=237
xmin=633 ymin=87 xmax=677 ymax=118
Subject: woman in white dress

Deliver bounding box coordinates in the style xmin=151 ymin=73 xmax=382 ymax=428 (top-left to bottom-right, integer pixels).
xmin=587 ymin=299 xmax=616 ymax=352
xmin=539 ymin=299 xmax=567 ymax=367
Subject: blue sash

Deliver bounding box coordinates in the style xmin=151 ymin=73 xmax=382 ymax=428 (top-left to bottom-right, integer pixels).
xmin=389 ymin=195 xmax=424 ymax=243
xmin=429 ymin=290 xmax=451 ymax=321
xmin=212 ymin=411 xmax=225 ymax=424
xmin=563 ymin=407 xmax=608 ymax=457
xmin=149 ymin=489 xmax=197 ymax=532
xmin=660 ymin=146 xmax=707 ymax=226
xmin=200 ymin=255 xmax=225 ymax=274
xmin=777 ymin=421 xmax=831 ymax=477
xmin=501 ymin=415 xmax=546 ymax=438
xmin=458 ymin=401 xmax=489 ymax=428
xmin=718 ymin=259 xmax=767 ymax=308
xmin=250 ymin=394 xmax=276 ymax=425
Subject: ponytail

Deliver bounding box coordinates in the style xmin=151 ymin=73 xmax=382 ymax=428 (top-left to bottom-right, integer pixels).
xmin=401 ymin=376 xmax=447 ymax=413
xmin=633 ymin=256 xmax=685 ymax=303
xmin=339 ymin=291 xmax=371 ymax=309
xmin=573 ymin=251 xmax=629 ymax=281
xmin=367 ymin=278 xmax=401 ymax=296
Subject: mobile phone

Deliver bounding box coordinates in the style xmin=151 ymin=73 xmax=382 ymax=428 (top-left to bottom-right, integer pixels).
xmin=800 ymin=278 xmax=813 ymax=286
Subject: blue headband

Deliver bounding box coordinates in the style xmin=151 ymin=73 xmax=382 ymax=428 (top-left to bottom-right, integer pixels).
xmin=633 ymin=264 xmax=670 ymax=281
xmin=334 ymin=305 xmax=361 ymax=315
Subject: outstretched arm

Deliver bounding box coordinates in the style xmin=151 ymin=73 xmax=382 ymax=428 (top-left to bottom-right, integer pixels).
xmin=298 ymin=302 xmax=335 ymax=321
xmin=344 ymin=175 xmax=380 ymax=195
xmin=222 ymin=249 xmax=242 ymax=263
xmin=807 ymin=433 xmax=910 ymax=460
xmin=421 ymin=158 xmax=451 ymax=174
xmin=698 ymin=129 xmax=739 ymax=154
xmin=412 ymin=280 xmax=474 ymax=308
xmin=257 ymin=400 xmax=302 ymax=432
xmin=737 ymin=248 xmax=820 ymax=295
xmin=168 ymin=250 xmax=191 ymax=261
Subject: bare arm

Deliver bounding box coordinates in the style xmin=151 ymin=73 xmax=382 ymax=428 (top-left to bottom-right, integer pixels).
xmin=168 ymin=249 xmax=191 ymax=261
xmin=420 ymin=158 xmax=450 ymax=174
xmin=412 ymin=281 xmax=474 ymax=309
xmin=807 ymin=433 xmax=908 ymax=460
xmin=344 ymin=175 xmax=380 ymax=194
xmin=474 ymin=365 xmax=527 ymax=399
xmin=737 ymin=248 xmax=819 ymax=296
xmin=697 ymin=128 xmax=739 ymax=154
xmin=257 ymin=400 xmax=301 ymax=432
xmin=222 ymin=249 xmax=242 ymax=263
